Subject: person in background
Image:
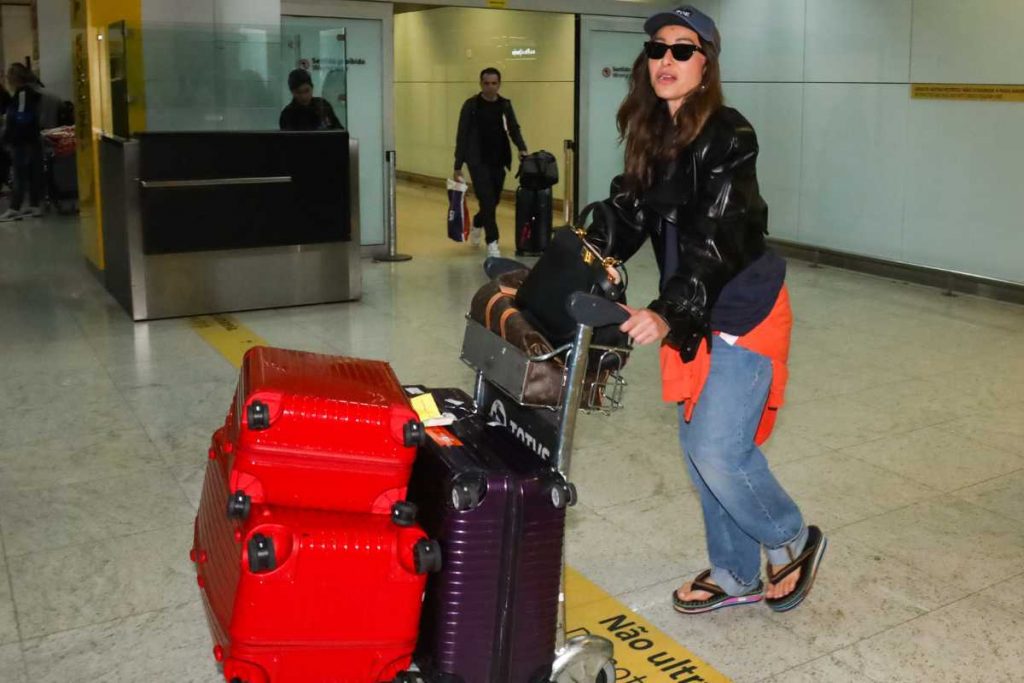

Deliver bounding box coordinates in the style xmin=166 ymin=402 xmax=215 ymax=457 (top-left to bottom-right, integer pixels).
xmin=0 ymin=63 xmax=44 ymax=221
xmin=10 ymin=63 xmax=62 ymax=130
xmin=0 ymin=78 xmax=12 ymax=195
xmin=279 ymin=68 xmax=344 ymax=132
xmin=453 ymin=67 xmax=528 ymax=259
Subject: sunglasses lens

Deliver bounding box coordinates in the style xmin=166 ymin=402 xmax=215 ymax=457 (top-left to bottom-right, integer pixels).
xmin=671 ymin=44 xmax=698 ymax=61
xmin=645 ymin=42 xmax=700 ymax=61
xmin=644 ymin=42 xmax=669 ymax=59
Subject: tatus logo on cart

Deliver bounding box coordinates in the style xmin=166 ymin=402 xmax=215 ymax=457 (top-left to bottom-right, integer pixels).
xmin=488 ymin=399 xmax=551 ymax=460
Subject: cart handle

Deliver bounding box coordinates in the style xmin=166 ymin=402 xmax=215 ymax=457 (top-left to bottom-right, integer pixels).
xmin=483 ymin=256 xmax=529 ymax=279
xmin=566 ymin=292 xmax=629 ymax=329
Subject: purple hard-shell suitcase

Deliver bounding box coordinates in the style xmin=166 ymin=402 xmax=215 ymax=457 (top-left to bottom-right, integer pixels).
xmin=407 ymin=387 xmax=567 ymax=683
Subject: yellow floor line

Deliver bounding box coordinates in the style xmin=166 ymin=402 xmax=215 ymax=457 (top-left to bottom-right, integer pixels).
xmin=187 ymin=314 xmax=731 ymax=682
xmin=188 ymin=314 xmax=268 ymax=368
xmin=566 ymin=567 xmax=730 ymax=682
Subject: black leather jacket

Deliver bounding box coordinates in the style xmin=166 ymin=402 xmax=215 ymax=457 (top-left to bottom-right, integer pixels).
xmin=590 ymin=106 xmax=769 ymax=360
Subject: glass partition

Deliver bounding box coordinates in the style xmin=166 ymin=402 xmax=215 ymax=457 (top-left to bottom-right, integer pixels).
xmin=102 ymin=17 xmax=381 ymax=245
xmin=141 ymin=22 xmax=284 ymax=131
xmin=138 ymin=21 xmax=353 ymax=133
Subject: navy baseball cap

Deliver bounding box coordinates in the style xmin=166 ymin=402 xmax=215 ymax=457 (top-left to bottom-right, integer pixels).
xmin=644 ymin=5 xmax=721 ymax=56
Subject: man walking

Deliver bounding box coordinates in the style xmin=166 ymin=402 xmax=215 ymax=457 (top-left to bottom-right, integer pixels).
xmin=453 ymin=67 xmax=527 ymax=258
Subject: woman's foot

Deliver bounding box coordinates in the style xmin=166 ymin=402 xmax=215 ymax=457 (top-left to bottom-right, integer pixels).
xmin=765 ymin=525 xmax=828 ymax=612
xmin=766 ymin=565 xmax=800 ymax=599
xmin=672 ymin=569 xmax=763 ymax=614
xmin=675 ymin=577 xmax=717 ymax=602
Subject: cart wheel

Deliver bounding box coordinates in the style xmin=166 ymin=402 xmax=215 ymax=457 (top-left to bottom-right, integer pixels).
xmin=403 ymin=420 xmax=426 ymax=447
xmin=413 ymin=539 xmax=442 ymax=574
xmin=550 ymin=481 xmax=575 ymax=510
xmin=449 ymin=475 xmax=485 ymax=511
xmin=595 ymin=660 xmax=616 ymax=683
xmin=392 ymin=673 xmax=422 ymax=683
xmin=247 ymin=533 xmax=275 ymax=573
xmin=226 ymin=491 xmax=251 ymax=520
xmin=391 ymin=501 xmax=418 ymax=527
xmin=246 ymin=401 xmax=270 ymax=430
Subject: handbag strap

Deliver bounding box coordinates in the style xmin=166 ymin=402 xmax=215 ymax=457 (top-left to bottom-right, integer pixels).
xmin=575 ymin=200 xmax=618 ymax=257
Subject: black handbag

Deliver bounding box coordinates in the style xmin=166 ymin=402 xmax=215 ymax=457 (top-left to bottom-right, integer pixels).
xmin=516 ymin=150 xmax=559 ymax=190
xmin=515 ymin=201 xmax=627 ymax=345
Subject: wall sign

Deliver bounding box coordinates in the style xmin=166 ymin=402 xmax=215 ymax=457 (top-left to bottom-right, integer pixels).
xmin=911 ymin=83 xmax=1024 ymax=102
xmin=602 ymin=66 xmax=631 ymax=79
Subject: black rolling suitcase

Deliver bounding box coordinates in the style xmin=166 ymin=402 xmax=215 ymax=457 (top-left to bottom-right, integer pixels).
xmin=406 ymin=386 xmax=570 ymax=683
xmin=515 ymin=187 xmax=553 ymax=257
xmin=533 ymin=187 xmax=552 ymax=251
xmin=515 ymin=151 xmax=558 ymax=257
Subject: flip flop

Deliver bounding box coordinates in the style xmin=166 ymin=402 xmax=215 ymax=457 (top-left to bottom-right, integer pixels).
xmin=672 ymin=569 xmax=764 ymax=615
xmin=765 ymin=525 xmax=828 ymax=613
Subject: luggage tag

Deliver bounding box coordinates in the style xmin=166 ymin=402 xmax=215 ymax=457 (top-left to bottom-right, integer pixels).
xmin=410 ymin=393 xmax=456 ymax=427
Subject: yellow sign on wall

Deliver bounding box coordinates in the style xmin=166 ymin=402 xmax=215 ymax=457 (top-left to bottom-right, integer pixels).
xmin=486 ymin=0 xmax=508 ymax=8
xmin=911 ymin=83 xmax=1024 ymax=102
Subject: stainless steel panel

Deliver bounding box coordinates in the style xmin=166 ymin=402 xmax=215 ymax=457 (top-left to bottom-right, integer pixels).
xmin=99 ymin=136 xmax=143 ymax=317
xmin=102 ymin=136 xmax=361 ymax=321
xmin=138 ymin=241 xmax=358 ymax=320
xmin=139 ymin=176 xmax=292 ymax=189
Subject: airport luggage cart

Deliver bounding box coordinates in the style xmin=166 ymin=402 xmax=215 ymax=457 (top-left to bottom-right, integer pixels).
xmin=460 ymin=257 xmax=632 ymax=683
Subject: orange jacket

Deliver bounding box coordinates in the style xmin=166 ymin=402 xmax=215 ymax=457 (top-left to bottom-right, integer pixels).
xmin=659 ymin=286 xmax=792 ymax=445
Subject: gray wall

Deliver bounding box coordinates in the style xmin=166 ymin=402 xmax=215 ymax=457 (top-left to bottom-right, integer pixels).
xmin=710 ymin=0 xmax=1024 ymax=283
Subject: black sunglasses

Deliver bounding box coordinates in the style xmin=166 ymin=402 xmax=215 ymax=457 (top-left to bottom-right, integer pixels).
xmin=644 ymin=41 xmax=705 ymax=62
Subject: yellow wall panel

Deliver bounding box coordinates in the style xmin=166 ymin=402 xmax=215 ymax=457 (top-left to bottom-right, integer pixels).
xmin=73 ymin=0 xmax=144 ymax=270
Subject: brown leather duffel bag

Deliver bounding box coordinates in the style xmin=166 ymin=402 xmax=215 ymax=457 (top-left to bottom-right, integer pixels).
xmin=468 ymin=270 xmax=625 ymax=408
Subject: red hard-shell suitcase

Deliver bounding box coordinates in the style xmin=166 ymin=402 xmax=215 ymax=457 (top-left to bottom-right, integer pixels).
xmin=225 ymin=346 xmax=426 ymax=514
xmin=192 ymin=430 xmax=441 ymax=683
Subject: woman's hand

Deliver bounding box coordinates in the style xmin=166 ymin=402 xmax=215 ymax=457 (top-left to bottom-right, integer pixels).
xmin=605 ymin=265 xmax=621 ymax=285
xmin=619 ymin=305 xmax=669 ymax=345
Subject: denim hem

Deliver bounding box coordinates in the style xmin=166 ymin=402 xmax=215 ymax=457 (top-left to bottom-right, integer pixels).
xmin=765 ymin=525 xmax=809 ymax=567
xmin=709 ymin=566 xmax=763 ymax=597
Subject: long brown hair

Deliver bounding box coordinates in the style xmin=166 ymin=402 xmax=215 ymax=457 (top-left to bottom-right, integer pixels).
xmin=616 ymin=46 xmax=724 ymax=192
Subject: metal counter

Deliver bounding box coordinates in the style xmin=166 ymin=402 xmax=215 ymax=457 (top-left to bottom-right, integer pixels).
xmin=100 ymin=131 xmax=361 ymax=321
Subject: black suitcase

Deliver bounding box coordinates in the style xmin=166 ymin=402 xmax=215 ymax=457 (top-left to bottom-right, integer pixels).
xmin=533 ymin=187 xmax=553 ymax=253
xmin=515 ymin=186 xmax=537 ymax=256
xmin=515 ymin=187 xmax=553 ymax=257
xmin=406 ymin=387 xmax=570 ymax=683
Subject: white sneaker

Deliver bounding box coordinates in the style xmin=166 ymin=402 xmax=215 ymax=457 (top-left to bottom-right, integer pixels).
xmin=28 ymin=206 xmax=43 ymax=218
xmin=0 ymin=208 xmax=23 ymax=222
xmin=469 ymin=227 xmax=483 ymax=246
xmin=487 ymin=241 xmax=501 ymax=259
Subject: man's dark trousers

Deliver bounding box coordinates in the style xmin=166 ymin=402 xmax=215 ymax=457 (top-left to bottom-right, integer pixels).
xmin=468 ymin=163 xmax=506 ymax=244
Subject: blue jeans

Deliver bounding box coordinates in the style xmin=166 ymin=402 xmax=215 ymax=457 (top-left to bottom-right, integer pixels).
xmin=678 ymin=338 xmax=807 ymax=596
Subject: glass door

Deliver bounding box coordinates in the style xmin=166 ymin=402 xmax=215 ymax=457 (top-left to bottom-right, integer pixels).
xmin=282 ymin=20 xmax=348 ymax=128
xmin=576 ymin=16 xmax=645 ymax=208
xmin=282 ymin=15 xmax=385 ymax=246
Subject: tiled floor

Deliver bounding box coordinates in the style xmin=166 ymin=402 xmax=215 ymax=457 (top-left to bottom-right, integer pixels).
xmin=1 ymin=181 xmax=1023 ymax=682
